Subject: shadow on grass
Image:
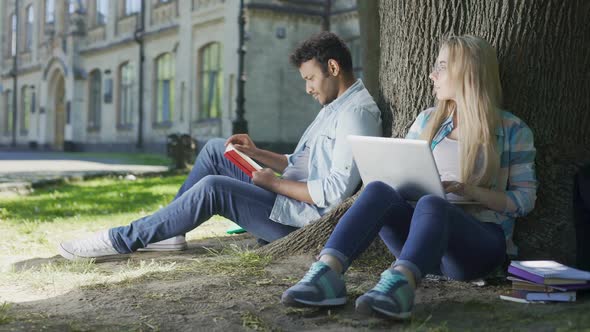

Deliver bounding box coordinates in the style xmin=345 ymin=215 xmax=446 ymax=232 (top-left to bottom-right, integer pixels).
xmin=9 ymin=234 xmax=255 ymax=272
xmin=4 ymin=235 xmax=590 ymax=331
xmin=0 ymin=175 xmax=186 ymax=223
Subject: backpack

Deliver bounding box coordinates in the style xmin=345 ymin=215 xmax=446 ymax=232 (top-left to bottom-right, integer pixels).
xmin=574 ymin=164 xmax=590 ymax=270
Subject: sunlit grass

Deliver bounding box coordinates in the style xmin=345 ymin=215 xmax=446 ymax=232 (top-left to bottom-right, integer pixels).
xmin=0 ymin=175 xmax=184 ymax=223
xmin=0 ymin=302 xmax=12 ymax=325
xmin=0 ymin=258 xmax=182 ymax=303
xmin=0 ymin=174 xmax=239 ymax=304
xmin=64 ymin=152 xmax=172 ymax=166
xmin=0 ymin=175 xmax=188 ymax=259
xmin=199 ymin=243 xmax=272 ymax=277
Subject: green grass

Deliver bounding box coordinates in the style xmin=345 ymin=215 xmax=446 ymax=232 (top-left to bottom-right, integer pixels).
xmin=0 ymin=302 xmax=12 ymax=325
xmin=0 ymin=175 xmax=185 ymax=224
xmin=0 ymin=174 xmax=188 ymax=259
xmin=200 ymin=243 xmax=272 ymax=277
xmin=0 ymin=173 xmax=242 ymax=310
xmin=65 ymin=152 xmax=172 ymax=166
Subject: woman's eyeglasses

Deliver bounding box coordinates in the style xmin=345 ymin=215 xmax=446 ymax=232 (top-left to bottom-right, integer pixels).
xmin=431 ymin=62 xmax=447 ymax=76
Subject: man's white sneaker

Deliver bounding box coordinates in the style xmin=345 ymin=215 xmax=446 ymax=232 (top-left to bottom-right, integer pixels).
xmin=138 ymin=235 xmax=188 ymax=252
xmin=58 ymin=230 xmax=120 ymax=261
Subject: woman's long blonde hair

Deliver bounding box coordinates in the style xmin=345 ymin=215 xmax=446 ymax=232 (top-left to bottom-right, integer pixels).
xmin=420 ymin=35 xmax=502 ymax=187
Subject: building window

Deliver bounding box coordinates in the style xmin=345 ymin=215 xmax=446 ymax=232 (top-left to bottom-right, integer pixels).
xmin=125 ymin=0 xmax=142 ymax=15
xmin=88 ymin=70 xmax=102 ymax=130
xmin=3 ymin=90 xmax=13 ymax=136
xmin=69 ymin=0 xmax=77 ymax=14
xmin=10 ymin=14 xmax=17 ymax=56
xmin=96 ymin=0 xmax=108 ymax=25
xmin=119 ymin=62 xmax=135 ymax=126
xmin=45 ymin=0 xmax=55 ymax=24
xmin=20 ymin=86 xmax=32 ymax=135
xmin=347 ymin=37 xmax=363 ymax=80
xmin=198 ymin=42 xmax=223 ymax=120
xmin=25 ymin=6 xmax=34 ymax=51
xmin=155 ymin=53 xmax=175 ymax=124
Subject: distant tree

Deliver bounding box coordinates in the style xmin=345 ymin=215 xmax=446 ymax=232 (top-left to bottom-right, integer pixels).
xmin=260 ymin=0 xmax=590 ymax=264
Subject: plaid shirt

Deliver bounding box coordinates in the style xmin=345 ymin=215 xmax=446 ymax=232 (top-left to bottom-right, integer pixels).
xmin=406 ymin=107 xmax=538 ymax=256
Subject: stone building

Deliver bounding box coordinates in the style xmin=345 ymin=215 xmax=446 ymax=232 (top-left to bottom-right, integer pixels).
xmin=0 ymin=0 xmax=360 ymax=152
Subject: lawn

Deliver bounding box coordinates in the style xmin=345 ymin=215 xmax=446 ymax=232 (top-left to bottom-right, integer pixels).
xmin=1 ymin=175 xmax=590 ymax=331
xmin=62 ymin=152 xmax=173 ymax=166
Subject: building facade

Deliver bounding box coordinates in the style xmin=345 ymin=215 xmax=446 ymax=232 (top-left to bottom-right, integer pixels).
xmin=0 ymin=0 xmax=360 ymax=152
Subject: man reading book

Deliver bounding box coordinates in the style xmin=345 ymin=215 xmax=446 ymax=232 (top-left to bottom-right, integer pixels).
xmin=58 ymin=31 xmax=383 ymax=260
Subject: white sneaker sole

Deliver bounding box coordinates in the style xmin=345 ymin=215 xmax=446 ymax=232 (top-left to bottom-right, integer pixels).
xmin=372 ymin=306 xmax=412 ymax=320
xmin=58 ymin=243 xmax=121 ymax=262
xmin=137 ymin=242 xmax=188 ymax=252
xmin=355 ymin=298 xmax=412 ymax=320
xmin=292 ymin=297 xmax=347 ymax=307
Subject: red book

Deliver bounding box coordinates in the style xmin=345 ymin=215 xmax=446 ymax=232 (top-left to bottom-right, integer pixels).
xmin=224 ymin=143 xmax=263 ymax=178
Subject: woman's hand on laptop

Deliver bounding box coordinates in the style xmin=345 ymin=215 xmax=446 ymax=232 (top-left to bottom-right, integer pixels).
xmin=443 ymin=181 xmax=511 ymax=212
xmin=442 ymin=181 xmax=468 ymax=197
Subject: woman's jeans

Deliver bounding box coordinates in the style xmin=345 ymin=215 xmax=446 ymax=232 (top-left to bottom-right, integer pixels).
xmin=109 ymin=138 xmax=297 ymax=253
xmin=320 ymin=181 xmax=506 ymax=282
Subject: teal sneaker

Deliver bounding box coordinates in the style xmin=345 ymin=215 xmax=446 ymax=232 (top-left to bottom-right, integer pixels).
xmin=355 ymin=269 xmax=414 ymax=319
xmin=281 ymin=261 xmax=347 ymax=307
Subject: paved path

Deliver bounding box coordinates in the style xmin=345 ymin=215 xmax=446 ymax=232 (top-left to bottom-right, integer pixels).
xmin=0 ymin=152 xmax=169 ymax=194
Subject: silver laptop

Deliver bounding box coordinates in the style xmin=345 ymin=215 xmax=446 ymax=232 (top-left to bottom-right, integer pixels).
xmin=348 ymin=135 xmax=475 ymax=204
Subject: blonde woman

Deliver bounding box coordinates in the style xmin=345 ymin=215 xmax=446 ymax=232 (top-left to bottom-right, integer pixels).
xmin=281 ymin=35 xmax=537 ymax=319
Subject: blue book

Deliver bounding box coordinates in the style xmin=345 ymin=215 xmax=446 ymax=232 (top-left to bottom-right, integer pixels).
xmin=508 ymin=260 xmax=590 ymax=287
xmin=500 ymin=290 xmax=576 ymax=303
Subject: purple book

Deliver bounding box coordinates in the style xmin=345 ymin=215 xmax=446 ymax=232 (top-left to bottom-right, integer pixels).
xmin=508 ymin=265 xmax=590 ymax=290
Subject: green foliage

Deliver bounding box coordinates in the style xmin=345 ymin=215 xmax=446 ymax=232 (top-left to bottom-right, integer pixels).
xmin=0 ymin=302 xmax=12 ymax=325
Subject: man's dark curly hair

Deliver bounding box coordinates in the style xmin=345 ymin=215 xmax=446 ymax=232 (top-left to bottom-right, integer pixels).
xmin=289 ymin=32 xmax=353 ymax=76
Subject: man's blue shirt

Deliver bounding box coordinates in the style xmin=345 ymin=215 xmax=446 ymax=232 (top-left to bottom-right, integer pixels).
xmin=270 ymin=79 xmax=382 ymax=227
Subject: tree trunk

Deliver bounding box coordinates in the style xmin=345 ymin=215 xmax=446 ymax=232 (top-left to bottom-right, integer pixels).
xmin=259 ymin=0 xmax=590 ymax=263
xmin=257 ymin=193 xmax=358 ymax=257
xmin=378 ymin=0 xmax=590 ymax=264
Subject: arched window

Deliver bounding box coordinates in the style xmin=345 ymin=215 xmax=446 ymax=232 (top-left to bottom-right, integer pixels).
xmin=155 ymin=53 xmax=175 ymax=124
xmin=25 ymin=6 xmax=34 ymax=51
xmin=88 ymin=70 xmax=102 ymax=130
xmin=20 ymin=86 xmax=32 ymax=134
xmin=3 ymin=90 xmax=13 ymax=136
xmin=198 ymin=42 xmax=223 ymax=119
xmin=118 ymin=62 xmax=135 ymax=126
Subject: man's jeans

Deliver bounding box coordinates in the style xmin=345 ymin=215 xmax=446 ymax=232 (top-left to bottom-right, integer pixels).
xmin=574 ymin=165 xmax=590 ymax=270
xmin=320 ymin=181 xmax=506 ymax=282
xmin=109 ymin=138 xmax=298 ymax=253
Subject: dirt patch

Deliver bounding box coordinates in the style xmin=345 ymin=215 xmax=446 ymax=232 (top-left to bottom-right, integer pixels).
xmin=2 ymin=234 xmax=590 ymax=331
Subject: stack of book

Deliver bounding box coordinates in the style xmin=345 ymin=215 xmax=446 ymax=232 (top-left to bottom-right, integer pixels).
xmin=501 ymin=260 xmax=590 ymax=303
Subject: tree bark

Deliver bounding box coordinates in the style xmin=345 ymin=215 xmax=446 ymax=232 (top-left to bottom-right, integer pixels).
xmin=259 ymin=0 xmax=590 ymax=263
xmin=378 ymin=0 xmax=590 ymax=264
xmin=257 ymin=193 xmax=358 ymax=257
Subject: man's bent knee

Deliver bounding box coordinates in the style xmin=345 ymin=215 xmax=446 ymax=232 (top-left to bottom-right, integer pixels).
xmin=196 ymin=138 xmax=226 ymax=163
